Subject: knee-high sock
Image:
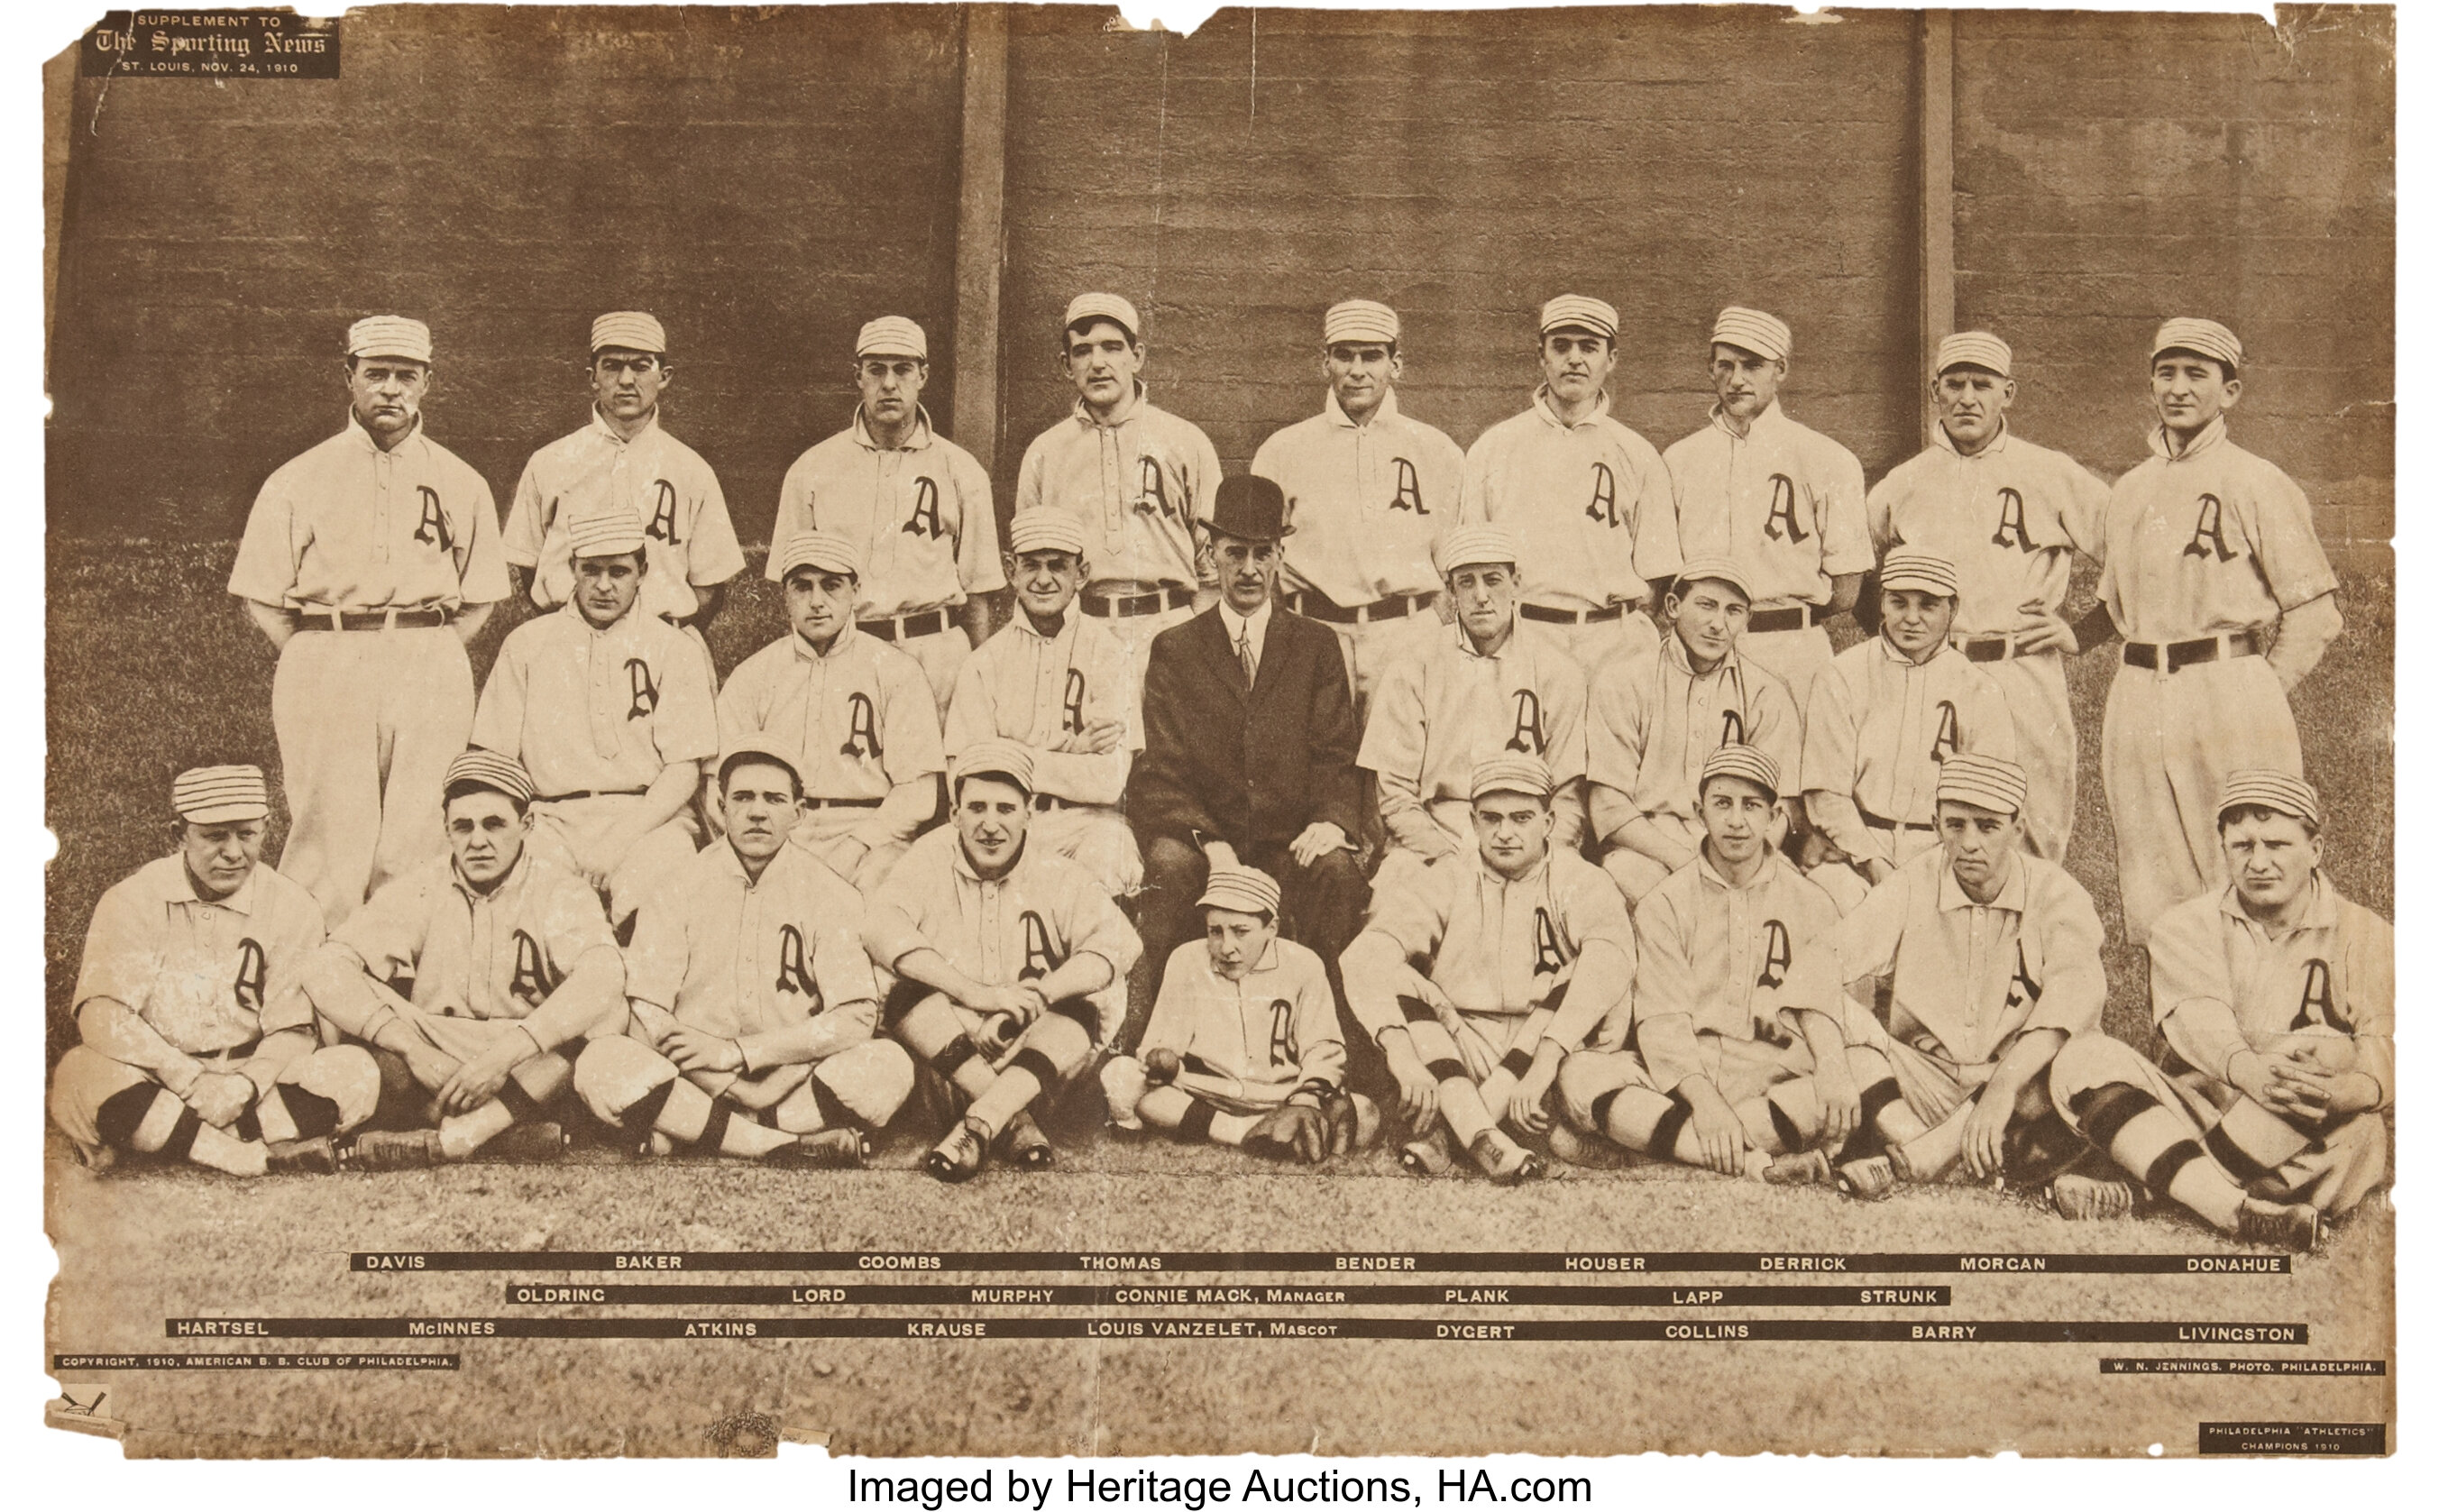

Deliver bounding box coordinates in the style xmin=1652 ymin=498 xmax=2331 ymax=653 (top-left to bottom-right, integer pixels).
xmin=630 ymin=1077 xmax=796 ymax=1158
xmin=2069 ymin=1083 xmax=2245 ymax=1231
xmin=897 ymin=995 xmax=1001 ymax=1106
xmin=94 ymin=1084 xmax=269 ymax=1176
xmin=965 ymin=1014 xmax=1092 ymax=1140
xmin=436 ymin=1051 xmax=573 ymax=1159
xmin=1589 ymin=1086 xmax=1763 ymax=1174
xmin=1142 ymin=1086 xmax=1258 ymax=1146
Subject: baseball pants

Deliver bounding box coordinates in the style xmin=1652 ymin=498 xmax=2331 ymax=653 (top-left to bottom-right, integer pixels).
xmin=884 ymin=980 xmax=1102 ymax=1142
xmin=1533 ymin=611 xmax=1662 ymax=685
xmin=2104 ymin=653 xmax=2302 ymax=947
xmin=1807 ymin=821 xmax=1941 ymax=915
xmin=1319 ymin=602 xmax=1440 ymax=718
xmin=1087 ymin=593 xmax=1203 ymax=719
xmin=273 ymin=625 xmax=473 ymax=929
xmin=525 ymin=794 xmax=701 ymax=927
xmin=1977 ymin=649 xmax=2077 ymax=863
xmin=1559 ymin=1034 xmax=1838 ymax=1155
xmin=790 ymin=803 xmax=911 ymax=893
xmin=573 ymin=1031 xmax=912 ymax=1153
xmin=1600 ymin=812 xmax=1706 ymax=905
xmin=50 ymin=1042 xmax=380 ymax=1163
xmin=1830 ymin=1011 xmax=2094 ymax=1186
xmin=880 ymin=622 xmax=973 ymax=721
xmin=1736 ymin=624 xmax=1836 ymax=730
xmin=1031 ymin=801 xmax=1143 ymax=897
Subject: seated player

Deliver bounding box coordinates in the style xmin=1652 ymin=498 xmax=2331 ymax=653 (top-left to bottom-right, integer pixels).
xmin=1588 ymin=557 xmax=1801 ymax=906
xmin=1342 ymin=756 xmax=1632 ymax=1184
xmin=865 ymin=739 xmax=1143 ymax=1182
xmin=50 ymin=765 xmax=378 ymax=1176
xmin=2049 ymin=773 xmax=2380 ymax=1251
xmin=1802 ymin=550 xmax=2014 ymax=913
xmin=1558 ymin=746 xmax=1879 ymax=1187
xmin=569 ymin=739 xmax=914 ymax=1167
xmin=717 ymin=530 xmax=946 ymax=892
xmin=300 ymin=749 xmax=626 ymax=1167
xmin=1359 ymin=527 xmax=1587 ymax=882
xmin=472 ymin=511 xmax=714 ymax=932
xmin=944 ymin=506 xmax=1142 ymax=897
xmin=1101 ymin=866 xmax=1379 ymax=1162
xmin=1827 ymin=753 xmax=2133 ymax=1208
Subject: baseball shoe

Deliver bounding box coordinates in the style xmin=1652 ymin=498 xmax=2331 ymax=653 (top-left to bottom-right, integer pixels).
xmin=1836 ymin=1154 xmax=1897 ymax=1201
xmin=481 ymin=1122 xmax=568 ymax=1163
xmin=774 ymin=1129 xmax=868 ymax=1169
xmin=1399 ymin=1122 xmax=1457 ymax=1177
xmin=1545 ymin=1123 xmax=1625 ymax=1169
xmin=1469 ymin=1131 xmax=1547 ymax=1186
xmin=924 ymin=1116 xmax=992 ymax=1184
xmin=264 ymin=1135 xmax=338 ymax=1176
xmin=999 ymin=1111 xmax=1056 ymax=1171
xmin=1763 ymin=1149 xmax=1836 ymax=1187
xmin=2049 ymin=1173 xmax=2135 ymax=1222
xmin=2234 ymin=1197 xmax=2322 ymax=1253
xmin=342 ymin=1130 xmax=441 ymax=1172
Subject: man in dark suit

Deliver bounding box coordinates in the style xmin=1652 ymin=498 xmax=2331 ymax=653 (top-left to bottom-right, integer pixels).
xmin=1125 ymin=475 xmax=1370 ymax=1053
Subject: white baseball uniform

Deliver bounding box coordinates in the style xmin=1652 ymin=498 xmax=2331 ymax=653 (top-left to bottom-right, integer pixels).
xmin=502 ymin=411 xmax=746 ymax=629
xmin=1132 ymin=936 xmax=1346 ymax=1113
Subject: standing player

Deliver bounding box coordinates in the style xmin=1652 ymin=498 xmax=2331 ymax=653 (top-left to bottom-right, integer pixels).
xmin=1014 ymin=293 xmax=1225 ymax=677
xmin=2050 ymin=774 xmax=2382 ymax=1250
xmin=865 ymin=741 xmax=1143 ymax=1182
xmin=1588 ymin=558 xmax=1801 ymax=906
xmin=49 ymin=766 xmax=378 ymax=1176
xmin=1341 ymin=756 xmax=1635 ymax=1183
xmin=501 ymin=311 xmax=745 ymax=653
xmin=2095 ymin=318 xmax=2342 ymax=946
xmin=1252 ymin=299 xmax=1463 ymax=712
xmin=1662 ymin=307 xmax=1870 ymax=712
xmin=1460 ymin=296 xmax=1679 ymax=681
xmin=1802 ymin=551 xmax=2016 ymax=913
xmin=1865 ymin=332 xmax=2109 ymax=861
xmin=943 ymin=508 xmax=1143 ymax=897
xmin=1359 ymin=527 xmax=1589 ymax=876
xmin=229 ymin=316 xmax=509 ymax=927
xmin=299 ymin=750 xmax=627 ymax=1168
xmin=768 ymin=316 xmax=1003 ymax=717
xmin=717 ymin=531 xmax=947 ymax=893
xmin=1101 ymin=866 xmax=1378 ymax=1163
xmin=568 ymin=740 xmax=912 ymax=1168
xmin=473 ymin=513 xmax=715 ymax=933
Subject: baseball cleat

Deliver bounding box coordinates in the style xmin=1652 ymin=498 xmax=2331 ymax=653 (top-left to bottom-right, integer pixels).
xmin=924 ymin=1116 xmax=991 ymax=1184
xmin=2234 ymin=1197 xmax=2322 ymax=1253
xmin=1470 ymin=1131 xmax=1546 ymax=1186
xmin=1837 ymin=1154 xmax=1897 ymax=1200
xmin=1398 ymin=1122 xmax=1457 ymax=1177
xmin=2049 ymin=1173 xmax=2134 ymax=1221
xmin=264 ymin=1134 xmax=339 ymax=1175
xmin=775 ymin=1128 xmax=869 ymax=1169
xmin=1763 ymin=1149 xmax=1836 ymax=1187
xmin=1885 ymin=1141 xmax=1924 ymax=1184
xmin=1545 ymin=1122 xmax=1625 ymax=1169
xmin=482 ymin=1122 xmax=568 ymax=1163
xmin=342 ymin=1130 xmax=441 ymax=1171
xmin=1001 ymin=1111 xmax=1056 ymax=1171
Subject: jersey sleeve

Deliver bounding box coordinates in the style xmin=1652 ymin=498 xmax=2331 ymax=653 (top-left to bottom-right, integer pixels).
xmin=2144 ymin=896 xmax=2237 ymax=1030
xmin=1769 ymin=879 xmax=1844 ymax=1023
xmin=1744 ymin=664 xmax=1803 ymax=796
xmin=333 ymin=874 xmax=435 ymax=985
xmin=1060 ymin=866 xmax=1143 ymax=979
xmin=861 ymin=852 xmax=937 ymax=972
xmin=2244 ymin=464 xmax=2340 ymax=612
xmin=1864 ymin=471 xmax=1900 ymax=556
xmin=714 ymin=650 xmax=773 ymax=753
xmin=622 ymin=887 xmax=690 ymax=1011
xmin=1185 ymin=426 xmax=1224 ymax=529
xmin=1961 ymin=665 xmax=2020 ymax=761
xmin=468 ymin=635 xmax=529 ymax=761
xmin=1541 ymin=650 xmax=1591 ymax=786
xmin=2055 ymin=453 xmax=2112 ymax=559
xmin=651 ymin=635 xmax=720 ymax=766
xmin=1290 ymin=948 xmax=1349 ymax=1087
xmin=454 ymin=470 xmax=512 ymax=606
xmin=252 ymin=878 xmax=332 ymax=1037
xmin=811 ymin=880 xmax=881 ymax=1010
xmin=500 ymin=454 xmax=549 ymax=572
xmin=1799 ymin=662 xmax=1862 ymax=798
xmin=2022 ymin=871 xmax=2106 ymax=1038
xmin=70 ymin=881 xmax=159 ymax=1015
xmin=535 ymin=868 xmax=619 ymax=973
xmin=951 ymin=449 xmax=1006 ymax=595
xmin=1363 ymin=865 xmax=1451 ymax=968
xmin=1625 ymin=435 xmax=1683 ymax=583
xmin=1828 ymin=865 xmax=1909 ymax=986
xmin=876 ymin=651 xmax=948 ymax=783
xmin=228 ymin=467 xmax=303 ymax=608
xmin=1458 ymin=433 xmax=1498 ymax=522
xmin=1563 ymin=860 xmax=1637 ymax=965
xmin=1627 ymin=884 xmax=1703 ymax=1091
xmin=1583 ymin=661 xmax=1647 ymax=795
xmin=2341 ymin=904 xmax=2395 ymax=1107
xmin=766 ymin=455 xmax=815 ymax=582
xmin=1135 ymin=944 xmax=1203 ymax=1059
xmin=1815 ymin=440 xmax=1873 ymax=577
xmin=940 ymin=649 xmax=995 ymax=760
xmin=685 ymin=461 xmax=747 ymax=587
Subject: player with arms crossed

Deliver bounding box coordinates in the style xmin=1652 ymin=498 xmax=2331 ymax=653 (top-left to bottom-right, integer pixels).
xmin=569 ymin=740 xmax=912 ymax=1168
xmin=866 ymin=741 xmax=1143 ymax=1182
xmin=300 ymin=751 xmax=625 ymax=1168
xmin=50 ymin=766 xmax=378 ymax=1176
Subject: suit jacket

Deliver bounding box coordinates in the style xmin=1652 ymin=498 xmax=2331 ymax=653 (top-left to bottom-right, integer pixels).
xmin=1128 ymin=604 xmax=1363 ymax=856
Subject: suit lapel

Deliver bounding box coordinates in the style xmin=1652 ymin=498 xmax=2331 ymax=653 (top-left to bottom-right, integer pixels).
xmin=1192 ymin=609 xmax=1248 ymax=704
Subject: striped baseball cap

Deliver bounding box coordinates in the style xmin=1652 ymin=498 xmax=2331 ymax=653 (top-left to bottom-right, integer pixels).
xmin=1435 ymin=525 xmax=1524 ymax=576
xmin=954 ymin=738 xmax=1036 ymax=797
xmin=1710 ymin=307 xmax=1792 ymax=363
xmin=2217 ymin=770 xmax=2320 ymax=829
xmin=589 ymin=311 xmax=666 ymax=355
xmin=717 ymin=736 xmax=802 ymax=793
xmin=775 ymin=530 xmax=863 ymax=582
xmin=1064 ymin=292 xmax=1141 ymax=339
xmin=1470 ymin=754 xmax=1554 ymax=802
xmin=443 ymin=747 xmax=535 ymax=808
xmin=1538 ymin=294 xmax=1618 ymax=340
xmin=1935 ymin=330 xmax=2013 ymax=378
xmin=567 ymin=511 xmax=646 ymax=560
xmin=2151 ymin=317 xmax=2242 ymax=371
xmin=857 ymin=316 xmax=927 ymax=360
xmin=1698 ymin=743 xmax=1781 ymax=801
xmin=1934 ymin=753 xmax=2028 ymax=816
xmin=1879 ymin=550 xmax=1960 ymax=598
xmin=1324 ymin=299 xmax=1400 ymax=345
xmin=172 ymin=765 xmax=270 ymax=824
xmin=1198 ymin=865 xmax=1283 ymax=918
xmin=1006 ymin=507 xmax=1087 ymax=555
xmin=346 ymin=316 xmax=431 ymax=363
xmin=1673 ymin=555 xmax=1754 ymax=603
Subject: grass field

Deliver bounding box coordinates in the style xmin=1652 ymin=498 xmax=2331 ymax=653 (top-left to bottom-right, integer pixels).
xmin=41 ymin=538 xmax=2397 ymax=1457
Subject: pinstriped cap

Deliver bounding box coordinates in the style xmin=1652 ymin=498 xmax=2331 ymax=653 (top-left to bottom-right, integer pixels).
xmin=589 ymin=311 xmax=666 ymax=355
xmin=1198 ymin=865 xmax=1283 ymax=918
xmin=2218 ymin=770 xmax=2320 ymax=829
xmin=444 ymin=747 xmax=535 ymax=807
xmin=1935 ymin=753 xmax=2028 ymax=816
xmin=1006 ymin=507 xmax=1087 ymax=555
xmin=857 ymin=316 xmax=927 ymax=360
xmin=172 ymin=765 xmax=270 ymax=824
xmin=1065 ymin=292 xmax=1142 ymax=339
xmin=1698 ymin=743 xmax=1781 ymax=801
xmin=775 ymin=530 xmax=863 ymax=582
xmin=1935 ymin=330 xmax=2013 ymax=377
xmin=1324 ymin=300 xmax=1400 ymax=345
xmin=346 ymin=316 xmax=431 ymax=363
xmin=1538 ymin=294 xmax=1618 ymax=340
xmin=567 ymin=511 xmax=646 ymax=559
xmin=1470 ymin=754 xmax=1554 ymax=802
xmin=1879 ymin=550 xmax=1960 ymax=597
xmin=2152 ymin=317 xmax=2242 ymax=371
xmin=954 ymin=738 xmax=1036 ymax=797
xmin=1673 ymin=555 xmax=1754 ymax=603
xmin=1434 ymin=525 xmax=1523 ymax=576
xmin=1710 ymin=307 xmax=1792 ymax=363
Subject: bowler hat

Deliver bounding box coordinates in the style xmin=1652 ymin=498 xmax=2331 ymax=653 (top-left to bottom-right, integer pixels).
xmin=1205 ymin=475 xmax=1292 ymax=542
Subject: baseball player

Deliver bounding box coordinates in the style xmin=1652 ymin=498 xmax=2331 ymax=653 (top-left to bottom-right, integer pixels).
xmin=766 ymin=316 xmax=1004 ymax=717
xmin=1359 ymin=526 xmax=1589 ymax=878
xmin=1460 ymin=295 xmax=1680 ymax=681
xmin=1865 ymin=332 xmax=2110 ymax=862
xmin=1801 ymin=550 xmax=2016 ymax=914
xmin=1558 ymin=746 xmax=1879 ymax=1187
xmin=1341 ymin=756 xmax=1635 ymax=1184
xmin=716 ymin=530 xmax=947 ymax=893
xmin=865 ymin=740 xmax=1143 ymax=1182
xmin=2093 ymin=318 xmax=2343 ymax=947
xmin=1589 ymin=557 xmax=1802 ymax=906
xmin=298 ymin=749 xmax=626 ymax=1168
xmin=1661 ymin=307 xmax=1870 ymax=713
xmin=229 ymin=316 xmax=510 ymax=927
xmin=1013 ymin=293 xmax=1225 ymax=676
xmin=49 ymin=765 xmax=379 ymax=1177
xmin=2049 ymin=773 xmax=2382 ymax=1251
xmin=942 ymin=507 xmax=1143 ymax=897
xmin=1101 ymin=866 xmax=1379 ymax=1162
xmin=1826 ymin=755 xmax=2129 ymax=1206
xmin=500 ymin=311 xmax=746 ymax=651
xmin=472 ymin=512 xmax=715 ymax=933
xmin=1251 ymin=299 xmax=1463 ymax=711
xmin=568 ymin=740 xmax=913 ymax=1168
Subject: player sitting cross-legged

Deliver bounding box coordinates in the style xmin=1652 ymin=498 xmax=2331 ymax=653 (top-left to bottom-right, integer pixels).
xmin=300 ymin=749 xmax=626 ymax=1168
xmin=568 ymin=738 xmax=914 ymax=1168
xmin=1342 ymin=756 xmax=1634 ymax=1184
xmin=866 ymin=739 xmax=1143 ymax=1183
xmin=50 ymin=765 xmax=379 ymax=1176
xmin=1101 ymin=866 xmax=1379 ymax=1163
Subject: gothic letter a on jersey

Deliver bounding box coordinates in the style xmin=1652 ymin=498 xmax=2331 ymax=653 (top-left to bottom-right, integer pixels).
xmin=1136 ymin=457 xmax=1177 ymax=520
xmin=509 ymin=930 xmax=556 ymax=1008
xmin=646 ymin=480 xmax=683 ymax=545
xmin=1991 ymin=487 xmax=2031 ymax=551
xmin=233 ymin=939 xmax=267 ymax=1016
xmin=1585 ymin=463 xmax=1619 ymax=527
xmin=1062 ymin=667 xmax=1087 ymax=734
xmin=2289 ymin=958 xmax=2351 ymax=1033
xmin=625 ymin=657 xmax=660 ymax=719
xmin=1017 ymin=912 xmax=1062 ymax=981
xmin=775 ymin=925 xmax=816 ymax=997
xmin=1531 ymin=907 xmax=1567 ymax=977
xmin=2183 ymin=494 xmax=2239 ymax=563
xmin=1930 ymin=701 xmax=1961 ymax=762
xmin=904 ymin=477 xmax=945 ymax=539
xmin=1756 ymin=920 xmax=1793 ymax=990
xmin=412 ymin=486 xmax=454 ymax=550
xmin=1762 ymin=475 xmax=1809 ymax=543
xmin=839 ymin=692 xmax=883 ymax=759
xmin=1506 ymin=689 xmax=1548 ymax=755
xmin=1391 ymin=457 xmax=1427 ymax=514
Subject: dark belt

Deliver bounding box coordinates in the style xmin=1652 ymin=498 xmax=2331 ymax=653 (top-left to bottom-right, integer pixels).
xmin=1288 ymin=589 xmax=1431 ymax=626
xmin=1857 ymin=802 xmax=1936 ymax=834
xmin=1081 ymin=583 xmax=1196 ymax=619
xmin=1032 ymin=793 xmax=1083 ymax=811
xmin=804 ymin=797 xmax=885 ymax=811
xmin=2123 ymin=629 xmax=2260 ymax=673
xmin=536 ymin=789 xmax=649 ymax=802
xmin=1746 ymin=604 xmax=1818 ymax=635
xmin=859 ymin=607 xmax=954 ymax=642
xmin=312 ymin=608 xmax=451 ymax=631
xmin=1518 ymin=602 xmax=1624 ymax=626
xmin=1958 ymin=636 xmax=2024 ymax=663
